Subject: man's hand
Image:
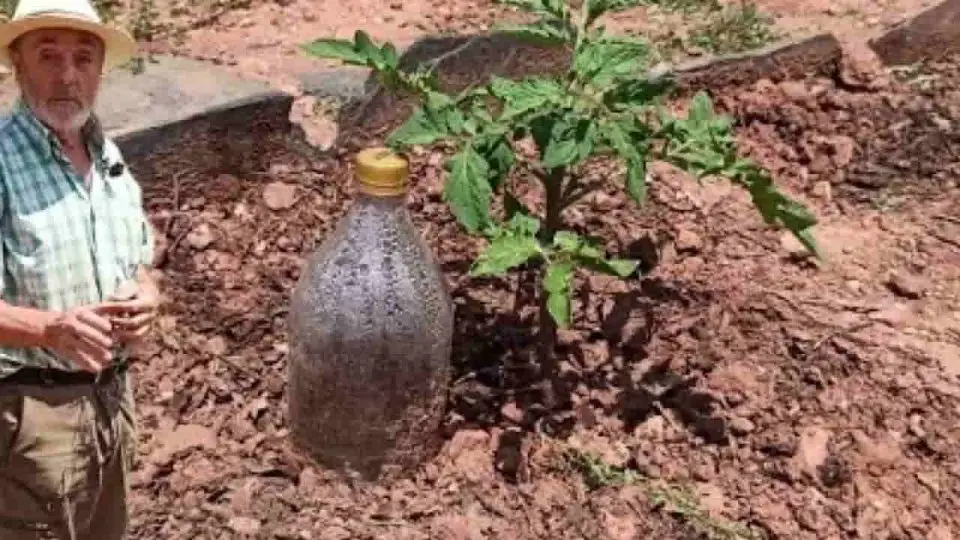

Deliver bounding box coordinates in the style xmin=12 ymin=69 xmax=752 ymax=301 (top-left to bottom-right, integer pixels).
xmin=98 ymin=274 xmax=160 ymax=344
xmin=43 ymin=307 xmax=116 ymax=372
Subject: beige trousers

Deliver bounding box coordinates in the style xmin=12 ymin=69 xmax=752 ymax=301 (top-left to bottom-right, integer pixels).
xmin=0 ymin=368 xmax=136 ymax=540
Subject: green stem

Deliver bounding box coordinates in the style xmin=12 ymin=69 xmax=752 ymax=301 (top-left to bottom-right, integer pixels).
xmin=539 ymin=167 xmax=565 ymax=409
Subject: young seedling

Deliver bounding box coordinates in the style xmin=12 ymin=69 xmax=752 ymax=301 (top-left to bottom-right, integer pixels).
xmin=302 ymin=0 xmax=819 ymax=407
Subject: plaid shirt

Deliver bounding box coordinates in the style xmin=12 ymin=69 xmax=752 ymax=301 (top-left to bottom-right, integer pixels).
xmin=0 ymin=99 xmax=154 ymax=377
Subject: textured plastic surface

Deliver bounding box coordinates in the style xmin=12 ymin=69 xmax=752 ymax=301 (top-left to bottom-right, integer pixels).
xmin=286 ymin=189 xmax=454 ymax=479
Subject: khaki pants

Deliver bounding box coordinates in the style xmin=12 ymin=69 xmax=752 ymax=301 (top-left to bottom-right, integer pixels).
xmin=0 ymin=368 xmax=136 ymax=540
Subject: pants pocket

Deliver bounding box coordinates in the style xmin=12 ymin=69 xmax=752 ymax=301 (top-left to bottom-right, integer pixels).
xmin=0 ymin=392 xmax=24 ymax=467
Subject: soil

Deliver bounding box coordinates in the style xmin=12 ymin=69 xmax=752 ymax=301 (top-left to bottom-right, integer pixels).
xmin=0 ymin=0 xmax=958 ymax=538
xmin=124 ymin=36 xmax=960 ymax=538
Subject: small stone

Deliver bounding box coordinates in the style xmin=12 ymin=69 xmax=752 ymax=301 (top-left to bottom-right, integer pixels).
xmin=205 ymin=335 xmax=228 ymax=356
xmin=500 ymin=401 xmax=524 ymax=424
xmin=812 ymin=181 xmax=832 ymax=202
xmin=675 ymin=228 xmax=703 ymax=253
xmin=826 ymin=135 xmax=856 ymax=168
xmin=887 ymin=272 xmax=928 ymax=299
xmin=263 ymin=182 xmax=298 ymax=210
xmin=319 ymin=526 xmax=351 ymax=540
xmin=779 ymin=81 xmax=810 ymax=103
xmin=228 ymin=516 xmax=261 ymax=535
xmin=729 ymin=416 xmax=756 ymax=436
xmin=780 ymin=232 xmax=810 ymax=258
xmin=186 ymin=223 xmax=215 ymax=250
xmin=792 ymin=427 xmax=831 ymax=479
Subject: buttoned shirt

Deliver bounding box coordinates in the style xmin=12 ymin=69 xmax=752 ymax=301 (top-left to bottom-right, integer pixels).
xmin=0 ymin=99 xmax=154 ymax=377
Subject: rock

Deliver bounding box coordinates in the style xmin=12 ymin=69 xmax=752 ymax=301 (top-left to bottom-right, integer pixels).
xmin=675 ymin=228 xmax=703 ymax=253
xmin=791 ymin=427 xmax=831 ymax=480
xmin=228 ymin=516 xmax=261 ymax=535
xmin=825 ymin=135 xmax=856 ymax=168
xmin=779 ymin=80 xmax=811 ymax=103
xmin=186 ymin=223 xmax=216 ymax=250
xmin=500 ymin=401 xmax=524 ymax=425
xmin=852 ymin=430 xmax=902 ymax=469
xmin=729 ymin=416 xmax=756 ymax=436
xmin=319 ymin=526 xmax=352 ymax=540
xmin=780 ymin=232 xmax=810 ymax=258
xmin=152 ymin=424 xmax=218 ymax=464
xmin=812 ymin=181 xmax=832 ymax=202
xmin=205 ymin=335 xmax=229 ymax=356
xmin=263 ymin=182 xmax=298 ymax=210
xmin=887 ymin=272 xmax=928 ymax=299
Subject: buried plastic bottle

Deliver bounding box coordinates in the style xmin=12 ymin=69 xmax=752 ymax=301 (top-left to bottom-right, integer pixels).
xmin=286 ymin=147 xmax=455 ymax=480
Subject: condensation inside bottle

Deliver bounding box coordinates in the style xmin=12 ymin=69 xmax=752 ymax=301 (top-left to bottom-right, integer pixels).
xmin=287 ymin=190 xmax=454 ymax=479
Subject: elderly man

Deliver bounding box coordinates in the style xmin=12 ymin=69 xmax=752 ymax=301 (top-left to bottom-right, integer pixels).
xmin=0 ymin=1 xmax=158 ymax=538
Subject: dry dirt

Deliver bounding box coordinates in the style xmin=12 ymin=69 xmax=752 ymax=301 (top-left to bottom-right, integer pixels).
xmin=1 ymin=0 xmax=958 ymax=538
xmin=126 ymin=36 xmax=960 ymax=540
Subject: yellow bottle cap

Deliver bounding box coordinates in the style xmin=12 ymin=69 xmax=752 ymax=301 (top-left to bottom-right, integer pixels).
xmin=355 ymin=147 xmax=409 ymax=197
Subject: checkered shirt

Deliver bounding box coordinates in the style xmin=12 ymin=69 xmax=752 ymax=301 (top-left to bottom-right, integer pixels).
xmin=0 ymin=99 xmax=154 ymax=377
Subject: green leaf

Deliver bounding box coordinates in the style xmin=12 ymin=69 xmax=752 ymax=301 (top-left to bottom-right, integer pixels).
xmin=496 ymin=0 xmax=568 ymax=18
xmin=507 ymin=211 xmax=541 ymax=236
xmin=471 ymin=233 xmax=543 ymax=276
xmin=552 ymin=231 xmax=639 ymax=277
xmin=603 ymin=76 xmax=674 ymax=110
xmin=475 ymin=134 xmax=516 ymax=190
xmin=490 ymin=77 xmax=566 ymax=120
xmin=445 ymin=146 xmax=493 ymax=233
xmin=585 ymin=0 xmax=641 ymax=26
xmin=493 ymin=20 xmax=571 ymax=46
xmin=387 ymin=107 xmax=447 ymax=146
xmin=353 ymin=31 xmax=378 ymax=64
xmin=553 ymin=231 xmax=581 ymax=252
xmin=541 ymin=116 xmax=598 ymax=169
xmin=543 ymin=260 xmax=574 ymax=327
xmin=300 ymin=38 xmax=368 ymax=65
xmin=625 ymin=158 xmax=647 ymax=205
xmin=601 ymin=120 xmax=649 ymax=205
xmin=574 ymin=37 xmax=650 ymax=89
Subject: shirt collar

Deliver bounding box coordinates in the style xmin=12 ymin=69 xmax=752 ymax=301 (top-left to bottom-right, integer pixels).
xmin=12 ymin=98 xmax=106 ymax=165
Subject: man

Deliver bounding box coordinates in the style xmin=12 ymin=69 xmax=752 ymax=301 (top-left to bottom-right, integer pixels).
xmin=0 ymin=0 xmax=158 ymax=538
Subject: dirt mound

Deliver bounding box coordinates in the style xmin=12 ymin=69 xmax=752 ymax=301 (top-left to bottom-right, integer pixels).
xmin=127 ymin=51 xmax=960 ymax=538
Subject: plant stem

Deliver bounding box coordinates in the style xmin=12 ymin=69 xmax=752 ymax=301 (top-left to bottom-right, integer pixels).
xmin=539 ymin=167 xmax=565 ymax=409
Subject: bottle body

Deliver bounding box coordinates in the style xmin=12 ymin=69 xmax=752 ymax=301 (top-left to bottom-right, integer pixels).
xmin=287 ymin=190 xmax=454 ymax=479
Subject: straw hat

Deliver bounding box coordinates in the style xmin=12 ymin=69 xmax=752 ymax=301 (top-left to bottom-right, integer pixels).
xmin=0 ymin=0 xmax=137 ymax=70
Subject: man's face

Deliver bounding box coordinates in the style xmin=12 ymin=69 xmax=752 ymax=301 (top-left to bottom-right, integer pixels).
xmin=10 ymin=28 xmax=104 ymax=134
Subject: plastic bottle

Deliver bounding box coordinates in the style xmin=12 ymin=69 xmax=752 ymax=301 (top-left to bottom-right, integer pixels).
xmin=286 ymin=147 xmax=455 ymax=480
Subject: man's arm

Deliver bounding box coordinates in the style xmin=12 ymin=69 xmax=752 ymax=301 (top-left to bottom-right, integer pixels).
xmin=0 ymin=301 xmax=55 ymax=349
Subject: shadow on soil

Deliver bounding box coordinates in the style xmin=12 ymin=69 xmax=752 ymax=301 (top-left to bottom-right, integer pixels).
xmin=447 ymin=271 xmax=729 ymax=453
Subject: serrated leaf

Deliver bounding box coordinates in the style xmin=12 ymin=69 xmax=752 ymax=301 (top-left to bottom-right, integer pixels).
xmin=300 ymin=38 xmax=368 ymax=65
xmin=493 ymin=21 xmax=571 ymax=46
xmin=508 ymin=211 xmax=541 ymax=236
xmin=475 ymin=135 xmax=516 ymax=189
xmin=387 ymin=107 xmax=447 ymax=146
xmin=552 ymin=231 xmax=581 ymax=252
xmin=543 ymin=260 xmax=574 ymax=327
xmin=354 ymin=30 xmax=382 ymax=66
xmin=497 ymin=0 xmax=568 ymax=18
xmin=604 ymin=76 xmax=674 ymax=110
xmin=625 ymin=158 xmax=647 ymax=205
xmin=490 ymin=77 xmax=566 ymax=120
xmin=541 ymin=117 xmax=598 ymax=169
xmin=579 ymin=256 xmax=639 ymax=277
xmin=585 ymin=0 xmax=642 ymax=26
xmin=689 ymin=91 xmax=714 ymax=123
xmin=574 ymin=37 xmax=650 ymax=89
xmin=445 ymin=146 xmax=493 ymax=233
xmin=471 ymin=233 xmax=542 ymax=276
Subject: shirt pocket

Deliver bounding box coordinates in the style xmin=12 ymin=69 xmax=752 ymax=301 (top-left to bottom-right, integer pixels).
xmin=5 ymin=198 xmax=91 ymax=307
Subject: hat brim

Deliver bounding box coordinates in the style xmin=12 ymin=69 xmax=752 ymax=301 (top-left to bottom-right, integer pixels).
xmin=0 ymin=14 xmax=137 ymax=71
